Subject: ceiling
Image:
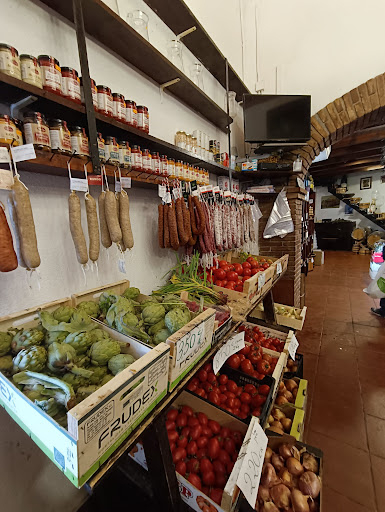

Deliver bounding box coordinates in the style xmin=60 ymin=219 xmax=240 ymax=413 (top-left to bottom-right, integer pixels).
xmin=310 ymin=125 xmax=385 ymax=182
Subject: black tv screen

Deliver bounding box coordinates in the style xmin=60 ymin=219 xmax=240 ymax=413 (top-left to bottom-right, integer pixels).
xmin=243 ymin=94 xmax=311 ymax=143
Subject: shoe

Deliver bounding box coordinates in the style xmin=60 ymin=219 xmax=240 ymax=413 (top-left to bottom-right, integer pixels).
xmin=371 ymin=307 xmax=385 ymax=318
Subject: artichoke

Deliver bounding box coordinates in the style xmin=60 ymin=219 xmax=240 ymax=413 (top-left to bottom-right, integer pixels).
xmin=0 ymin=332 xmax=12 ymax=356
xmin=23 ymin=385 xmax=46 ymax=401
xmin=89 ymin=339 xmax=120 ymax=366
xmin=120 ymin=312 xmax=138 ymax=327
xmin=11 ymin=328 xmax=45 ymax=354
xmin=39 ymin=310 xmax=96 ymax=334
xmin=161 ymin=294 xmax=185 ymax=312
xmin=108 ymin=354 xmax=136 ymax=375
xmin=44 ymin=330 xmax=68 ymax=346
xmin=47 ymin=342 xmax=93 ymax=378
xmin=122 ymin=287 xmax=140 ymax=301
xmin=0 ymin=355 xmax=13 ymax=375
xmin=64 ymin=331 xmax=93 ymax=355
xmin=148 ymin=318 xmax=166 ymax=336
xmin=35 ymin=397 xmax=62 ymax=418
xmin=118 ymin=341 xmax=131 ymax=354
xmin=141 ymin=298 xmax=159 ymax=308
xmin=153 ymin=328 xmax=171 ymax=345
xmin=77 ymin=301 xmax=100 ymax=318
xmin=115 ymin=323 xmax=151 ymax=344
xmin=99 ymin=291 xmax=118 ymax=316
xmin=13 ymin=371 xmax=76 ymax=409
xmin=61 ymin=372 xmax=90 ymax=391
xmin=106 ymin=297 xmax=136 ymax=327
xmin=77 ymin=385 xmax=100 ymax=401
xmin=142 ymin=304 xmax=166 ymax=326
xmin=165 ymin=308 xmax=191 ymax=334
xmin=52 ymin=306 xmax=75 ymax=323
xmin=88 ymin=365 xmax=108 ymax=385
xmin=101 ymin=374 xmax=114 ymax=386
xmin=13 ymin=346 xmax=47 ymax=373
xmin=90 ymin=328 xmax=110 ymax=343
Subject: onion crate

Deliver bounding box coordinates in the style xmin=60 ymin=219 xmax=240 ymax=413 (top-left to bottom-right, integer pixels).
xmin=249 ymin=302 xmax=307 ymax=330
xmin=283 ymin=353 xmax=304 ymax=379
xmin=265 ymin=403 xmax=306 ymax=441
xmin=275 ymin=377 xmax=308 ymax=411
xmin=0 ymin=299 xmax=170 ymax=488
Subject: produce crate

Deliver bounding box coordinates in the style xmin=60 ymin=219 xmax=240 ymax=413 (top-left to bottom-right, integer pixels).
xmin=249 ymin=302 xmax=307 ymax=331
xmin=265 ymin=403 xmax=306 ymax=441
xmin=275 ymin=377 xmax=308 ymax=410
xmin=129 ymin=390 xmax=265 ymax=512
xmin=239 ymin=319 xmax=294 ymax=355
xmin=284 ymin=353 xmax=304 ymax=379
xmin=0 ymin=300 xmax=170 ymax=488
xmin=71 ymin=279 xmax=130 ymax=304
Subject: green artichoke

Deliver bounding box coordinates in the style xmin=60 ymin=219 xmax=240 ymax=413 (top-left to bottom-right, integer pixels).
xmin=108 ymin=354 xmax=136 ymax=375
xmin=61 ymin=372 xmax=90 ymax=391
xmin=121 ymin=312 xmax=138 ymax=327
xmin=64 ymin=331 xmax=93 ymax=355
xmin=88 ymin=365 xmax=108 ymax=385
xmin=0 ymin=332 xmax=12 ymax=356
xmin=35 ymin=397 xmax=62 ymax=418
xmin=77 ymin=301 xmax=100 ymax=318
xmin=52 ymin=306 xmax=75 ymax=323
xmin=106 ymin=297 xmax=136 ymax=327
xmin=11 ymin=328 xmax=45 ymax=354
xmin=116 ymin=324 xmax=151 ymax=344
xmin=0 ymin=355 xmax=13 ymax=375
xmin=101 ymin=374 xmax=114 ymax=385
xmin=99 ymin=291 xmax=118 ymax=316
xmin=141 ymin=298 xmax=159 ymax=308
xmin=165 ymin=308 xmax=191 ymax=334
xmin=13 ymin=346 xmax=47 ymax=373
xmin=39 ymin=310 xmax=96 ymax=333
xmin=47 ymin=342 xmax=93 ymax=378
xmin=13 ymin=371 xmax=76 ymax=409
xmin=90 ymin=328 xmax=110 ymax=343
xmin=89 ymin=339 xmax=120 ymax=366
xmin=77 ymin=385 xmax=100 ymax=401
xmin=142 ymin=304 xmax=166 ymax=326
xmin=118 ymin=341 xmax=131 ymax=354
xmin=122 ymin=287 xmax=140 ymax=301
xmin=161 ymin=294 xmax=185 ymax=311
xmin=23 ymin=385 xmax=45 ymax=401
xmin=153 ymin=328 xmax=171 ymax=345
xmin=44 ymin=330 xmax=68 ymax=346
xmin=148 ymin=318 xmax=166 ymax=336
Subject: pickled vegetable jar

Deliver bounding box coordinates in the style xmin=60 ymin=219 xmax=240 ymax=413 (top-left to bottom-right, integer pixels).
xmin=49 ymin=119 xmax=72 ymax=155
xmin=70 ymin=126 xmax=89 ymax=158
xmin=61 ymin=67 xmax=81 ymax=103
xmin=23 ymin=112 xmax=51 ymax=150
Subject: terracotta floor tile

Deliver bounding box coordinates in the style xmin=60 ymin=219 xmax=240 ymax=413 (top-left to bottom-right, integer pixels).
xmin=295 ymin=331 xmax=322 ymax=355
xmin=354 ymin=324 xmax=385 ymax=339
xmin=319 ymin=342 xmax=357 ymax=359
xmin=325 ymin=309 xmax=353 ymax=322
xmin=322 ymin=319 xmax=354 ymax=334
xmin=306 ymin=430 xmax=376 ymax=508
xmin=321 ymin=332 xmax=356 ymax=349
xmin=371 ymin=454 xmax=385 ymax=511
xmin=301 ymin=352 xmax=318 ymax=381
xmin=355 ymin=335 xmax=385 ymax=354
xmin=314 ymin=372 xmax=361 ymax=403
xmin=357 ymin=347 xmax=385 ymax=369
xmin=322 ymin=486 xmax=375 ymax=512
xmin=361 ymin=382 xmax=385 ymax=420
xmin=359 ymin=364 xmax=385 ymax=386
xmin=317 ymin=354 xmax=358 ymax=379
xmin=366 ymin=414 xmax=385 ymax=458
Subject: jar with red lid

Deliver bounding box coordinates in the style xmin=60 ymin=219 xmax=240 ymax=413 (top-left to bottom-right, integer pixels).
xmin=61 ymin=67 xmax=81 ymax=103
xmin=97 ymin=85 xmax=113 ymax=117
xmin=131 ymin=145 xmax=142 ymax=171
xmin=112 ymin=93 xmax=125 ymax=122
xmin=23 ymin=112 xmax=51 ymax=150
xmin=125 ymin=100 xmax=138 ymax=127
xmin=119 ymin=141 xmax=131 ymax=169
xmin=142 ymin=149 xmax=152 ymax=173
xmin=137 ymin=105 xmax=146 ymax=131
xmin=49 ymin=119 xmax=72 ymax=155
xmin=160 ymin=155 xmax=168 ymax=177
xmin=80 ymin=77 xmax=98 ymax=109
xmin=105 ymin=136 xmax=120 ymax=166
xmin=38 ymin=55 xmax=62 ymax=95
xmin=151 ymin=152 xmax=160 ymax=175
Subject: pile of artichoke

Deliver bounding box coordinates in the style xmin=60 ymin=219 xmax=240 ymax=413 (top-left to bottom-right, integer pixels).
xmin=0 ymin=301 xmax=137 ymax=429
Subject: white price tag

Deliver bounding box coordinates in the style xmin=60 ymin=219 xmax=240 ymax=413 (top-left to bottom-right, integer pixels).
xmin=163 ymin=192 xmax=172 ymax=204
xmin=158 ymin=184 xmax=166 ymax=197
xmin=0 ymin=147 xmax=10 ymax=163
xmin=172 ymin=188 xmax=180 ymax=200
xmin=115 ymin=181 xmax=122 ymax=192
xmin=213 ymin=332 xmax=245 ymax=375
xmin=175 ymin=322 xmax=205 ymax=371
xmin=276 ymin=261 xmax=282 ymax=275
xmin=118 ymin=258 xmax=126 ymax=274
xmin=10 ymin=144 xmax=36 ymax=162
xmin=121 ymin=177 xmax=132 ymax=188
xmin=0 ymin=169 xmax=14 ymax=190
xmin=288 ymin=334 xmax=299 ymax=360
xmin=237 ymin=420 xmax=268 ymax=508
xmin=70 ymin=177 xmax=88 ymax=192
xmin=258 ymin=272 xmax=266 ymax=290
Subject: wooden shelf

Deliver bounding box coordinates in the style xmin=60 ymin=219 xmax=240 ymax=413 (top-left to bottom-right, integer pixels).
xmin=142 ymin=0 xmax=250 ymax=101
xmin=0 ymin=72 xmax=231 ymax=178
xmin=39 ymin=0 xmax=232 ymax=132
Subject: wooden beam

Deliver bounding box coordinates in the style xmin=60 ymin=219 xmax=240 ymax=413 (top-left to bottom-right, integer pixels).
xmin=312 ymin=163 xmax=383 ymax=178
xmin=332 ymin=124 xmax=385 ymax=149
xmin=312 ymin=156 xmax=381 ymax=173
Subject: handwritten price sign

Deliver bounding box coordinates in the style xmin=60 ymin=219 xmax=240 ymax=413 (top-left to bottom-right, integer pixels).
xmin=175 ymin=322 xmax=205 ymax=371
xmin=213 ymin=332 xmax=245 ymax=375
xmin=237 ymin=420 xmax=268 ymax=507
xmin=258 ymin=272 xmax=266 ymax=291
xmin=276 ymin=261 xmax=282 ymax=275
xmin=288 ymin=333 xmax=299 ymax=360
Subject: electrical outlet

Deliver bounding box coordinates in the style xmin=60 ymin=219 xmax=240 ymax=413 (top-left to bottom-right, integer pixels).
xmin=255 ymin=80 xmax=264 ymax=94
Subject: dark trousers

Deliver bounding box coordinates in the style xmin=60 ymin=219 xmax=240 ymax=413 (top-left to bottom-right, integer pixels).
xmin=380 ymin=298 xmax=385 ymax=313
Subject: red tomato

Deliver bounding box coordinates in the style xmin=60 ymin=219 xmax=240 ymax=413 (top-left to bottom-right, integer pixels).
xmin=250 ymin=259 xmax=259 ymax=268
xmin=168 ymin=430 xmax=179 ymax=443
xmin=210 ymin=488 xmax=223 ymax=505
xmin=234 ymin=284 xmax=243 ymax=292
xmin=239 ymin=392 xmax=251 ymax=404
xmin=167 ymin=409 xmax=178 ymax=422
xmin=251 ymin=268 xmax=259 ymax=276
xmin=187 ymin=382 xmax=197 ymax=392
xmin=238 ymin=325 xmax=248 ymax=332
xmin=252 ymin=408 xmax=261 ymax=417
xmin=243 ymin=261 xmax=252 ymax=268
xmin=175 ymin=460 xmax=187 ymax=477
xmin=243 ymin=268 xmax=251 ymax=276
xmin=208 ymin=391 xmax=221 ymax=405
xmin=196 ymin=448 xmax=208 ymax=459
xmin=188 ymin=416 xmax=199 ymax=428
xmin=226 ymin=271 xmax=238 ymax=282
xmin=226 ymin=380 xmax=238 ymax=394
xmin=219 ymin=260 xmax=228 ymax=268
xmin=219 ymin=393 xmax=227 ymax=404
xmin=208 ymin=420 xmax=221 ymax=435
xmin=226 ymin=397 xmax=235 ymax=408
xmin=187 ymin=458 xmax=200 ymax=474
xmin=256 ymin=359 xmax=271 ymax=375
xmin=181 ymin=426 xmax=190 ymax=437
xmin=187 ymin=440 xmax=197 ymax=456
xmin=244 ymin=383 xmax=257 ymax=395
xmin=218 ymin=449 xmax=231 ymax=465
xmin=240 ymin=403 xmax=250 ymax=415
xmin=215 ymin=280 xmax=224 ymax=288
xmin=208 ymin=437 xmax=221 ymax=460
xmin=227 ymin=354 xmax=241 ymax=369
xmin=224 ymin=391 xmax=236 ymax=399
xmin=242 ymin=276 xmax=250 ymax=283
xmin=258 ymin=384 xmax=270 ymax=396
xmin=215 ymin=472 xmax=228 ymax=489
xmin=166 ymin=420 xmax=176 ymax=431
xmin=197 ymin=412 xmax=208 ymax=426
xmin=218 ymin=374 xmax=228 ymax=385
xmin=219 ymin=384 xmax=227 ymax=393
xmin=195 ymin=388 xmax=205 ymax=398
xmin=224 ymin=437 xmax=236 ymax=455
xmin=221 ymin=280 xmax=228 ymax=286
xmin=251 ymin=394 xmax=266 ymax=407
xmin=234 ymin=263 xmax=243 ymax=275
xmin=214 ymin=268 xmax=226 ymax=280
xmin=188 ymin=473 xmax=202 ymax=490
xmin=234 ymin=398 xmax=241 ymax=409
xmin=240 ymin=345 xmax=250 ymax=356
xmin=220 ymin=427 xmax=230 ymax=439
xmin=170 ymin=441 xmax=176 ymax=453
xmin=197 ymin=436 xmax=209 ymax=449
xmin=190 ymin=425 xmax=202 ymax=441
xmin=207 ymin=373 xmax=217 ymax=385
xmin=202 ymin=470 xmax=216 ymax=486
xmin=201 ymin=426 xmax=213 ymax=438
xmin=203 ymin=381 xmax=214 ymax=393
xmin=181 ymin=405 xmax=194 ymax=417
xmin=249 ymin=351 xmax=262 ymax=365
xmin=177 ymin=435 xmax=188 ymax=448
xmin=172 ymin=447 xmax=187 ymax=463
xmin=200 ymin=458 xmax=213 ymax=473
xmin=198 ymin=369 xmax=208 ymax=382
xmin=236 ymin=386 xmax=243 ymax=397
xmin=240 ymin=359 xmax=253 ymax=375
xmin=225 ymin=282 xmax=236 ymax=290
xmin=231 ymin=430 xmax=243 ymax=446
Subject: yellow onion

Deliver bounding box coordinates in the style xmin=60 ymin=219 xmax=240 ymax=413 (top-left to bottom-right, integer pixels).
xmin=291 ymin=489 xmax=310 ymax=512
xmin=281 ymin=417 xmax=293 ymax=432
xmin=271 ymin=453 xmax=285 ymax=472
xmin=299 ymin=471 xmax=321 ymax=498
xmin=285 ymin=379 xmax=298 ymax=392
xmin=308 ymin=499 xmax=319 ymax=512
xmin=261 ymin=463 xmax=278 ymax=488
xmin=276 ymin=395 xmax=288 ymax=405
xmin=286 ymin=457 xmax=304 ymax=476
xmin=268 ymin=425 xmax=284 ymax=435
xmin=279 ymin=467 xmax=294 ymax=487
xmin=257 ymin=485 xmax=271 ymax=503
xmin=270 ymin=484 xmax=291 ymax=508
xmin=278 ymin=443 xmax=293 ymax=460
xmin=272 ymin=408 xmax=286 ymax=421
xmin=262 ymin=503 xmax=279 ymax=512
xmin=302 ymin=453 xmax=319 ymax=473
xmin=264 ymin=447 xmax=273 ymax=463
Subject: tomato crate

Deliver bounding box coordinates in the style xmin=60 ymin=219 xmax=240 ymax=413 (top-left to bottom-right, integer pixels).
xmin=249 ymin=302 xmax=307 ymax=331
xmin=238 ymin=319 xmax=294 ymax=355
xmin=283 ymin=353 xmax=304 ymax=379
xmin=0 ymin=299 xmax=170 ymax=488
xmin=265 ymin=403 xmax=306 ymax=441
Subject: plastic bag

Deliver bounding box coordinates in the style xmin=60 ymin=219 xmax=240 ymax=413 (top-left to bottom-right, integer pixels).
xmin=364 ymin=261 xmax=385 ymax=298
xmin=263 ymin=189 xmax=294 ymax=239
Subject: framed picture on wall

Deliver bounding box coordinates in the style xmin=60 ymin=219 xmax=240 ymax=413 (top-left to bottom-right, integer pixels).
xmin=360 ymin=177 xmax=372 ymax=190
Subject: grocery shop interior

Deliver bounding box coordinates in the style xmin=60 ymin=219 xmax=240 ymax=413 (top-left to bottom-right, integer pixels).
xmin=1 ymin=1 xmax=385 ymax=511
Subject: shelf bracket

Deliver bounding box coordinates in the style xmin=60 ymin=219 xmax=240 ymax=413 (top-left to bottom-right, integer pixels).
xmin=176 ymin=26 xmax=196 ymax=40
xmin=10 ymin=95 xmax=37 ymax=119
xmin=159 ymin=78 xmax=180 ymax=103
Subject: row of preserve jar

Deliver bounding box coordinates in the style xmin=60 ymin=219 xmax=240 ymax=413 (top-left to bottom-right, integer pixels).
xmin=0 ymin=112 xmax=210 ymax=184
xmin=0 ymin=44 xmax=149 ymax=133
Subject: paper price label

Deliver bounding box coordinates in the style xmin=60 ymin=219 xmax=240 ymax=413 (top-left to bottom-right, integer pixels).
xmin=121 ymin=177 xmax=132 ymax=188
xmin=0 ymin=147 xmax=10 ymax=164
xmin=163 ymin=192 xmax=172 ymax=204
xmin=213 ymin=332 xmax=245 ymax=375
xmin=276 ymin=261 xmax=282 ymax=275
xmin=172 ymin=188 xmax=180 ymax=200
xmin=118 ymin=258 xmax=126 ymax=274
xmin=70 ymin=177 xmax=88 ymax=192
xmin=237 ymin=420 xmax=268 ymax=508
xmin=175 ymin=322 xmax=205 ymax=371
xmin=11 ymin=144 xmax=36 ymax=163
xmin=0 ymin=169 xmax=14 ymax=190
xmin=158 ymin=185 xmax=166 ymax=197
xmin=88 ymin=175 xmax=102 ymax=186
xmin=288 ymin=334 xmax=299 ymax=360
xmin=115 ymin=181 xmax=122 ymax=192
xmin=258 ymin=272 xmax=266 ymax=290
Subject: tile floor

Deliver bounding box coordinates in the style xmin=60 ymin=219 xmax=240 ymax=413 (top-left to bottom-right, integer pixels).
xmin=299 ymin=251 xmax=385 ymax=512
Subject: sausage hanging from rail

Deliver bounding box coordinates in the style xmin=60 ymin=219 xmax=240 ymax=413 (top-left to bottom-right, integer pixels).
xmin=0 ymin=202 xmax=18 ymax=272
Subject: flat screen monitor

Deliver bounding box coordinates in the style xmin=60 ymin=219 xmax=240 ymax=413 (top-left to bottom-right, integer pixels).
xmin=243 ymin=94 xmax=311 ymax=143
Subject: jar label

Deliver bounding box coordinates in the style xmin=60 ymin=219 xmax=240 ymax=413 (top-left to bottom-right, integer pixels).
xmin=49 ymin=129 xmax=71 ymax=152
xmin=41 ymin=67 xmax=61 ymax=90
xmin=133 ymin=152 xmax=142 ymax=168
xmin=113 ymin=101 xmax=125 ymax=120
xmin=143 ymin=155 xmax=152 ymax=171
xmin=0 ymin=121 xmax=17 ymax=144
xmin=21 ymin=61 xmax=42 ymax=87
xmin=0 ymin=50 xmax=21 ymax=79
xmin=106 ymin=145 xmax=119 ymax=164
xmin=137 ymin=112 xmax=145 ymax=129
xmin=24 ymin=123 xmax=50 ymax=147
xmin=71 ymin=135 xmax=89 ymax=156
xmin=98 ymin=141 xmax=106 ymax=161
xmin=97 ymin=92 xmax=113 ymax=115
xmin=119 ymin=149 xmax=131 ymax=166
xmin=152 ymin=160 xmax=160 ymax=174
xmin=62 ymin=77 xmax=81 ymax=100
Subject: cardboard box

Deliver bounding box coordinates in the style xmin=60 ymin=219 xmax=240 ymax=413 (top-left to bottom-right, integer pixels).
xmin=249 ymin=303 xmax=307 ymax=331
xmin=0 ymin=299 xmax=170 ymax=488
xmin=313 ymin=249 xmax=324 ymax=265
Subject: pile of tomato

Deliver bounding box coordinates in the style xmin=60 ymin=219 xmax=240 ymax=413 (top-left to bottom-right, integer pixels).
xmin=186 ymin=362 xmax=270 ymax=420
xmin=166 ymin=404 xmax=245 ymax=504
xmin=208 ymin=256 xmax=272 ymax=292
xmin=239 ymin=323 xmax=286 ymax=353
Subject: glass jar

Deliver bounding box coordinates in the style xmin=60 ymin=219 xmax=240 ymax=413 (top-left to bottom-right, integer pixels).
xmin=191 ymin=136 xmax=197 ymax=156
xmin=194 ymin=167 xmax=200 ymax=183
xmin=38 ymin=55 xmax=61 ymax=95
xmin=119 ymin=141 xmax=131 ymax=169
xmin=112 ymin=93 xmax=126 ymax=122
xmin=175 ymin=130 xmax=187 ymax=149
xmin=49 ymin=119 xmax=72 ymax=155
xmin=186 ymin=134 xmax=192 ymax=153
xmin=198 ymin=168 xmax=204 ymax=185
xmin=125 ymin=100 xmax=135 ymax=126
xmin=61 ymin=67 xmax=81 ymax=103
xmin=131 ymin=145 xmax=142 ymax=171
xmin=20 ymin=54 xmax=42 ymax=88
xmin=175 ymin=160 xmax=183 ymax=180
xmin=97 ymin=132 xmax=106 ymax=163
xmin=97 ymin=85 xmax=113 ymax=117
xmin=137 ymin=105 xmax=146 ymax=131
xmin=144 ymin=106 xmax=149 ymax=133
xmin=205 ymin=170 xmax=209 ymax=185
xmin=23 ymin=112 xmax=50 ymax=150
xmin=142 ymin=148 xmax=152 ymax=173
xmin=80 ymin=77 xmax=98 ymax=109
xmin=151 ymin=152 xmax=160 ymax=175
xmin=14 ymin=119 xmax=23 ymax=146
xmin=168 ymin=158 xmax=176 ymax=179
xmin=0 ymin=115 xmax=17 ymax=145
xmin=70 ymin=126 xmax=89 ymax=158
xmin=160 ymin=155 xmax=168 ymax=177
xmin=185 ymin=163 xmax=191 ymax=181
xmin=0 ymin=44 xmax=21 ymax=79
xmin=105 ymin=136 xmax=120 ymax=166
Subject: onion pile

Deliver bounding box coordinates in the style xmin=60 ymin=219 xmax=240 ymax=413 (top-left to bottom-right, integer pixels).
xmin=267 ymin=407 xmax=294 ymax=434
xmin=255 ymin=442 xmax=321 ymax=512
xmin=284 ymin=358 xmax=298 ymax=375
xmin=275 ymin=380 xmax=299 ymax=406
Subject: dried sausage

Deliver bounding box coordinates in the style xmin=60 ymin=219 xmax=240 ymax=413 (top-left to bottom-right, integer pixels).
xmin=182 ymin=199 xmax=195 ymax=246
xmin=0 ymin=203 xmax=17 ymax=272
xmin=68 ymin=191 xmax=88 ymax=265
xmin=85 ymin=193 xmax=100 ymax=262
xmin=105 ymin=190 xmax=122 ymax=243
xmin=176 ymin=198 xmax=189 ymax=246
xmin=168 ymin=201 xmax=179 ymax=251
xmin=188 ymin=195 xmax=198 ymax=235
xmin=98 ymin=191 xmax=112 ymax=248
xmin=119 ymin=190 xmax=134 ymax=249
xmin=158 ymin=204 xmax=164 ymax=248
xmin=163 ymin=203 xmax=170 ymax=248
xmin=7 ymin=196 xmax=26 ymax=268
xmin=193 ymin=196 xmax=206 ymax=235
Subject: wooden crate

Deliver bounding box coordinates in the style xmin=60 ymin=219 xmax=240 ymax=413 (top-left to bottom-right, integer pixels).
xmin=249 ymin=303 xmax=307 ymax=330
xmin=71 ymin=280 xmax=130 ymax=304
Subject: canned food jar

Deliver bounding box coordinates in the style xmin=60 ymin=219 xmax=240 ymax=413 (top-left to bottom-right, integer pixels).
xmin=112 ymin=93 xmax=126 ymax=122
xmin=151 ymin=152 xmax=160 ymax=175
xmin=175 ymin=160 xmax=183 ymax=180
xmin=168 ymin=158 xmax=176 ymax=179
xmin=70 ymin=126 xmax=89 ymax=158
xmin=97 ymin=132 xmax=106 ymax=163
xmin=0 ymin=115 xmax=17 ymax=145
xmin=97 ymin=85 xmax=113 ymax=117
xmin=160 ymin=155 xmax=168 ymax=177
xmin=137 ymin=105 xmax=146 ymax=131
xmin=119 ymin=141 xmax=131 ymax=169
xmin=194 ymin=167 xmax=200 ymax=182
xmin=0 ymin=44 xmax=21 ymax=79
xmin=175 ymin=130 xmax=187 ymax=150
xmin=49 ymin=119 xmax=72 ymax=155
xmin=126 ymin=100 xmax=138 ymax=128
xmin=144 ymin=106 xmax=149 ymax=133
xmin=80 ymin=77 xmax=98 ymax=109
xmin=186 ymin=134 xmax=192 ymax=153
xmin=61 ymin=67 xmax=81 ymax=103
xmin=14 ymin=119 xmax=23 ymax=146
xmin=131 ymin=145 xmax=142 ymax=171
xmin=105 ymin=136 xmax=120 ymax=166
xmin=23 ymin=112 xmax=50 ymax=150
xmin=38 ymin=55 xmax=61 ymax=95
xmin=191 ymin=136 xmax=197 ymax=155
xmin=142 ymin=148 xmax=152 ymax=173
xmin=20 ymin=54 xmax=42 ymax=88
